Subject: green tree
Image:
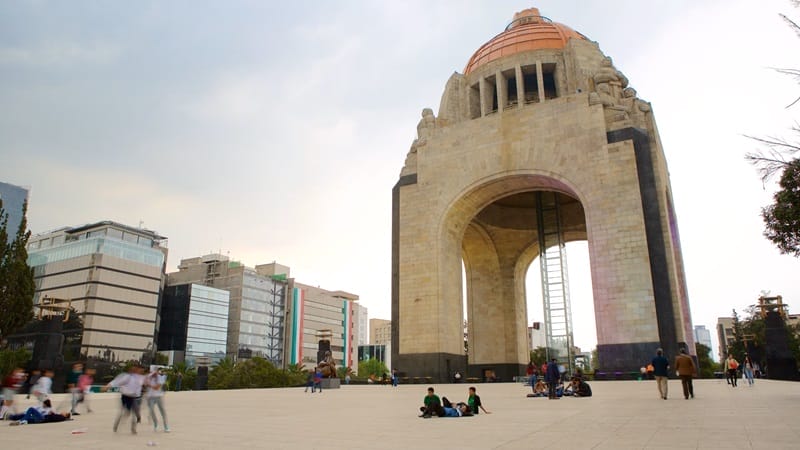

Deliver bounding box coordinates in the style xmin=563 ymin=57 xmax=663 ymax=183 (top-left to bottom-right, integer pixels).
xmin=761 ymin=159 xmax=800 ymax=256
xmin=0 ymin=199 xmax=35 ymax=343
xmin=208 ymin=357 xmax=235 ymax=389
xmin=0 ymin=347 xmax=30 ymax=378
xmin=336 ymin=365 xmax=353 ymax=379
xmin=529 ymin=347 xmax=547 ymax=367
xmin=695 ymin=343 xmax=717 ymax=378
xmin=745 ymin=5 xmax=800 ymax=256
xmin=357 ymin=358 xmax=388 ymax=378
xmin=167 ymin=361 xmax=196 ymax=391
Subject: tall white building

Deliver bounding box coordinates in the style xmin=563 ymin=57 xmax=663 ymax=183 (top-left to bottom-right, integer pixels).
xmin=693 ymin=325 xmax=713 ymax=358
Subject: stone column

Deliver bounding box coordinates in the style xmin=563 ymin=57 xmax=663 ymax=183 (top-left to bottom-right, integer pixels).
xmin=536 ymin=61 xmax=545 ymax=102
xmin=496 ymin=71 xmax=507 ymax=112
xmin=515 ymin=65 xmax=524 ymax=109
xmin=479 ymin=77 xmax=488 ymax=117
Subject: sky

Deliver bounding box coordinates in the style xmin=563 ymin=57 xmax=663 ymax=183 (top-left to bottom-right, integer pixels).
xmin=1 ymin=0 xmax=799 ymax=361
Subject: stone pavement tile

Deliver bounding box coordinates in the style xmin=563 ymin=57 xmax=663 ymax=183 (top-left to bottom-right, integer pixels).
xmin=1 ymin=379 xmax=798 ymax=449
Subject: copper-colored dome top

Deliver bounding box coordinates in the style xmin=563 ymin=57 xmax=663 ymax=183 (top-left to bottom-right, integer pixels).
xmin=464 ymin=8 xmax=588 ymax=75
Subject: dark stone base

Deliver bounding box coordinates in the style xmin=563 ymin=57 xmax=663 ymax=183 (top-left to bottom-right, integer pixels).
xmin=321 ymin=378 xmax=341 ymax=389
xmin=597 ymin=342 xmax=662 ymax=372
xmin=467 ymin=363 xmax=525 ymax=383
xmin=395 ymin=352 xmax=467 ymax=383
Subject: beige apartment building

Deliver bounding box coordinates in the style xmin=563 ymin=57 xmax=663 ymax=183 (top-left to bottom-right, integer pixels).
xmin=369 ymin=319 xmax=391 ymax=345
xmin=26 ymin=221 xmax=167 ymax=362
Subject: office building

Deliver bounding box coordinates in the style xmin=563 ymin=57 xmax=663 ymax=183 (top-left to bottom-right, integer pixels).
xmin=158 ymin=283 xmax=230 ymax=367
xmin=694 ymin=325 xmax=713 ymax=354
xmin=290 ymin=283 xmax=360 ymax=372
xmin=0 ymin=181 xmax=30 ymax=236
xmin=167 ymin=255 xmax=289 ymax=365
xmin=26 ymin=221 xmax=167 ymax=362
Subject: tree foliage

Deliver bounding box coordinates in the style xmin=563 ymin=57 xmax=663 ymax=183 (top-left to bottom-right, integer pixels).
xmin=529 ymin=347 xmax=548 ymax=367
xmin=694 ymin=343 xmax=717 ymax=378
xmin=762 ymin=159 xmax=800 ymax=256
xmin=0 ymin=199 xmax=35 ymax=343
xmin=207 ymin=357 xmax=305 ymax=390
xmin=357 ymin=358 xmax=388 ymax=378
xmin=0 ymin=348 xmax=31 ymax=378
xmin=729 ymin=307 xmax=800 ymax=364
xmin=746 ymin=3 xmax=800 ymax=256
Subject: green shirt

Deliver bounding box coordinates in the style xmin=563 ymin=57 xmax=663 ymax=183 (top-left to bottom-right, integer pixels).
xmin=424 ymin=394 xmax=441 ymax=407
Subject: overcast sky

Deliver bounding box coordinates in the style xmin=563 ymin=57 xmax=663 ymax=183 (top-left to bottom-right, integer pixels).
xmin=2 ymin=1 xmax=799 ymax=361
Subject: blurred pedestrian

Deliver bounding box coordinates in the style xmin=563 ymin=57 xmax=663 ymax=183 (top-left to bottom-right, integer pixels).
xmin=67 ymin=362 xmax=84 ymax=415
xmin=146 ymin=368 xmax=169 ymax=432
xmin=674 ymin=348 xmax=696 ymax=399
xmin=77 ymin=367 xmax=95 ymax=413
xmin=103 ymin=364 xmax=146 ymax=434
xmin=1 ymin=367 xmax=26 ymax=417
xmin=651 ymin=348 xmax=670 ymax=400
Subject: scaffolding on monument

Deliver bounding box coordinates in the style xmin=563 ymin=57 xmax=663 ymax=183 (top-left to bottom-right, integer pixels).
xmin=536 ymin=191 xmax=575 ymax=375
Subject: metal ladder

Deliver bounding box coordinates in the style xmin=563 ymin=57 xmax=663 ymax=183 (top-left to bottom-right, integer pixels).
xmin=536 ymin=191 xmax=574 ymax=375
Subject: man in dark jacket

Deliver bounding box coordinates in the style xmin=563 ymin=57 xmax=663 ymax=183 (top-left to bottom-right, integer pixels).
xmin=674 ymin=348 xmax=696 ymax=399
xmin=545 ymin=358 xmax=561 ymax=400
xmin=651 ymin=348 xmax=670 ymax=400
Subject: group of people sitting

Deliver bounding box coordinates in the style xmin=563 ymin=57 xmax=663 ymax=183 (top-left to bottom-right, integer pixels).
xmin=530 ymin=375 xmax=592 ymax=398
xmin=418 ymin=386 xmax=490 ymax=418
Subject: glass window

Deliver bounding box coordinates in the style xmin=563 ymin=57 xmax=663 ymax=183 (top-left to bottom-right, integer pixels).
xmin=88 ymin=229 xmax=106 ymax=239
xmin=106 ymin=228 xmax=124 ymax=240
xmin=122 ymin=232 xmax=138 ymax=243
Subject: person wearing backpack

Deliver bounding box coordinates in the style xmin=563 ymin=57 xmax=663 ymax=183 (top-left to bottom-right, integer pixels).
xmin=725 ymin=354 xmax=739 ymax=387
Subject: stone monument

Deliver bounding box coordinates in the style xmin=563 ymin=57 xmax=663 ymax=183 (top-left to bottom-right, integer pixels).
xmin=392 ymin=7 xmax=694 ymax=382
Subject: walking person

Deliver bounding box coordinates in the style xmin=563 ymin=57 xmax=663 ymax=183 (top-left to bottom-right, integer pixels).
xmin=25 ymin=369 xmax=41 ymax=400
xmin=651 ymin=348 xmax=670 ymax=400
xmin=313 ymin=367 xmax=323 ymax=393
xmin=304 ymin=372 xmax=314 ymax=392
xmin=67 ymin=362 xmax=84 ymax=415
xmin=743 ymin=355 xmax=755 ymax=386
xmin=77 ymin=367 xmax=95 ymax=413
xmin=545 ymin=358 xmax=561 ymax=400
xmin=674 ymin=348 xmax=696 ymax=399
xmin=146 ymin=368 xmax=170 ymax=432
xmin=32 ymin=369 xmax=54 ymax=405
xmin=1 ymin=367 xmax=26 ymax=418
xmin=724 ymin=354 xmax=739 ymax=387
xmin=103 ymin=364 xmax=146 ymax=434
xmin=174 ymin=372 xmax=183 ymax=391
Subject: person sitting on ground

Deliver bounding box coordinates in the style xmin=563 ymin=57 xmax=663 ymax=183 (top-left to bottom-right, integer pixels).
xmin=443 ymin=402 xmax=473 ymax=417
xmin=7 ymin=399 xmax=71 ymax=425
xmin=532 ymin=379 xmax=548 ymax=397
xmin=467 ymin=386 xmax=490 ymax=414
xmin=571 ymin=377 xmax=592 ymax=397
xmin=419 ymin=387 xmax=444 ymax=418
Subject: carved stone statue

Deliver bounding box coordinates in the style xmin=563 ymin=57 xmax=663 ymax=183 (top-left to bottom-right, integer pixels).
xmin=589 ymin=57 xmax=628 ymax=108
xmin=318 ymin=350 xmax=337 ymax=378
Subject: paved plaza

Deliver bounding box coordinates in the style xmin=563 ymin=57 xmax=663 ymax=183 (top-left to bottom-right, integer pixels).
xmin=1 ymin=378 xmax=798 ymax=449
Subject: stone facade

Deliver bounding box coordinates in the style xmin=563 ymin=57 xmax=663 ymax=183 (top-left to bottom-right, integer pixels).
xmin=392 ymin=8 xmax=694 ymax=381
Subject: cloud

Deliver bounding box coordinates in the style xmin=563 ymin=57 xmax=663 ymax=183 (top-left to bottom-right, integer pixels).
xmin=0 ymin=41 xmax=120 ymax=67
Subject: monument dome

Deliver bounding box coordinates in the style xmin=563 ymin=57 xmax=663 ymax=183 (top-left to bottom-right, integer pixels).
xmin=464 ymin=8 xmax=588 ymax=75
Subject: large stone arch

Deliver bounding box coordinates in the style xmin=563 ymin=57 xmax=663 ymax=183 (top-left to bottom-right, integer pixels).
xmin=391 ymin=8 xmax=694 ymax=382
xmin=438 ymin=173 xmax=589 ymax=379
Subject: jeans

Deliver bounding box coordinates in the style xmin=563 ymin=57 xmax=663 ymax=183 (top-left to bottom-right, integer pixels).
xmin=744 ymin=368 xmax=754 ymax=385
xmin=148 ymin=396 xmax=168 ymax=429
